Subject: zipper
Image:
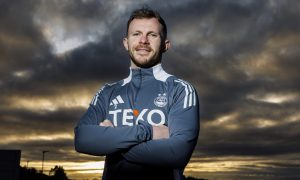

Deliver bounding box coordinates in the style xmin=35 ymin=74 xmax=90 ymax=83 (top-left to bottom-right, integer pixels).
xmin=133 ymin=68 xmax=142 ymax=105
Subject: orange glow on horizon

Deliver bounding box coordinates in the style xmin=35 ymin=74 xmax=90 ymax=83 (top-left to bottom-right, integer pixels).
xmin=0 ymin=133 xmax=73 ymax=145
xmin=19 ymin=156 xmax=292 ymax=179
xmin=20 ymin=160 xmax=105 ymax=179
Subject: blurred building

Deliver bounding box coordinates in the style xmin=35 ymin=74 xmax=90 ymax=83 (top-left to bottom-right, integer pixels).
xmin=0 ymin=150 xmax=21 ymax=180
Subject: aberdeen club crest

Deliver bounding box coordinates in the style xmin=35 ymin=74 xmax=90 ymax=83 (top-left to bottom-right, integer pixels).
xmin=154 ymin=93 xmax=168 ymax=107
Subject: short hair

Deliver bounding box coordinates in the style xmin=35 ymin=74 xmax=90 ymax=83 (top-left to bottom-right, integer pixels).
xmin=126 ymin=7 xmax=167 ymax=39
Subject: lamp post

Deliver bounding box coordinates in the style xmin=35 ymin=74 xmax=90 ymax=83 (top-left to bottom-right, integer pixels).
xmin=41 ymin=151 xmax=49 ymax=180
xmin=26 ymin=160 xmax=30 ymax=180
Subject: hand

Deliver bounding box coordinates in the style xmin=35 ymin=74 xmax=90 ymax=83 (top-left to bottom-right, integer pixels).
xmin=99 ymin=120 xmax=114 ymax=127
xmin=152 ymin=125 xmax=169 ymax=140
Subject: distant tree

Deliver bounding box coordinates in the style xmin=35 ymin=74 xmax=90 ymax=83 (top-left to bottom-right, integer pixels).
xmin=49 ymin=166 xmax=69 ymax=180
xmin=20 ymin=165 xmax=69 ymax=180
xmin=19 ymin=166 xmax=48 ymax=180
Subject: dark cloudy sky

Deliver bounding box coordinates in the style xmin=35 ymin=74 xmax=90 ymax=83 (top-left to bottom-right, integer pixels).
xmin=1 ymin=0 xmax=300 ymax=179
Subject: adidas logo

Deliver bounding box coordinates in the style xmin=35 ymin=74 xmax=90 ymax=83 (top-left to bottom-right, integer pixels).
xmin=110 ymin=95 xmax=124 ymax=109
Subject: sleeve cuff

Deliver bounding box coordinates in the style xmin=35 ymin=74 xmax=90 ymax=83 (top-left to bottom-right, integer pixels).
xmin=136 ymin=121 xmax=152 ymax=142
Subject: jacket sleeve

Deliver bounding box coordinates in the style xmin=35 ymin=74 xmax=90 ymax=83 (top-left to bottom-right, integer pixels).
xmin=74 ymin=85 xmax=152 ymax=156
xmin=122 ymin=81 xmax=200 ymax=169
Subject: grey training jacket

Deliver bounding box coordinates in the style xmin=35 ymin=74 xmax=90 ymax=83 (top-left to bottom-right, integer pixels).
xmin=74 ymin=64 xmax=200 ymax=180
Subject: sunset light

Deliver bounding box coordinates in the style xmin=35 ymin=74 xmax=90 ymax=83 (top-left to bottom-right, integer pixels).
xmin=1 ymin=0 xmax=300 ymax=180
xmin=20 ymin=160 xmax=105 ymax=179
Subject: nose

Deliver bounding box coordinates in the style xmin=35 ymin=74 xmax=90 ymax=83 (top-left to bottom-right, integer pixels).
xmin=139 ymin=34 xmax=149 ymax=44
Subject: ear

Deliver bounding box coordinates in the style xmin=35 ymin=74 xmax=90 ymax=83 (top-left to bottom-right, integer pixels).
xmin=163 ymin=39 xmax=171 ymax=52
xmin=123 ymin=37 xmax=129 ymax=51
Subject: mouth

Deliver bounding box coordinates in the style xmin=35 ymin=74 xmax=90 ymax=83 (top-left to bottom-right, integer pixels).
xmin=136 ymin=46 xmax=151 ymax=52
xmin=136 ymin=47 xmax=151 ymax=55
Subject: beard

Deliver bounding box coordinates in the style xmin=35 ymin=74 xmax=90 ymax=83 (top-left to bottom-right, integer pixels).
xmin=129 ymin=45 xmax=162 ymax=68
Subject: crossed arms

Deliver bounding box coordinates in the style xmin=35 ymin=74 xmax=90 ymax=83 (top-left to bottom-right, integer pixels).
xmin=74 ymin=86 xmax=199 ymax=169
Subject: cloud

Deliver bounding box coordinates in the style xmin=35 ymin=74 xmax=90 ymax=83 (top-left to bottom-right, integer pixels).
xmin=1 ymin=0 xmax=300 ymax=178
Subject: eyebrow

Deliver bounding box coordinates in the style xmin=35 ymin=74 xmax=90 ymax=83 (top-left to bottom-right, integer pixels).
xmin=130 ymin=30 xmax=159 ymax=35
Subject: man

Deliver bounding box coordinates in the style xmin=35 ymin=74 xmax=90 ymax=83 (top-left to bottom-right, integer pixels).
xmin=75 ymin=7 xmax=200 ymax=180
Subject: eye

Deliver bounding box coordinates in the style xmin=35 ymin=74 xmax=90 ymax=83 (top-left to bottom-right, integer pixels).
xmin=132 ymin=32 xmax=140 ymax=36
xmin=149 ymin=33 xmax=158 ymax=37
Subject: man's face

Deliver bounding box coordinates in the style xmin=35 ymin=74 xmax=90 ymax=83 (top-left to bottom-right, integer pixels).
xmin=123 ymin=18 xmax=170 ymax=68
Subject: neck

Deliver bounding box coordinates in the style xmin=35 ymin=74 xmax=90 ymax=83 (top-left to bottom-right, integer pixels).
xmin=130 ymin=60 xmax=161 ymax=69
xmin=130 ymin=61 xmax=139 ymax=69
